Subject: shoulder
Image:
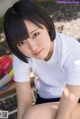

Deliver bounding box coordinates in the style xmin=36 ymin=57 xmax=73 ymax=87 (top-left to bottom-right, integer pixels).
xmin=56 ymin=32 xmax=80 ymax=55
xmin=56 ymin=32 xmax=80 ymax=66
xmin=13 ymin=56 xmax=31 ymax=82
xmin=56 ymin=32 xmax=80 ymax=48
xmin=13 ymin=56 xmax=30 ymax=69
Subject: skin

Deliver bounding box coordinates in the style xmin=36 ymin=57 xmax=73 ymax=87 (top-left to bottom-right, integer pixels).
xmin=23 ymin=102 xmax=80 ymax=119
xmin=17 ymin=20 xmax=54 ymax=61
xmin=16 ymin=20 xmax=80 ymax=119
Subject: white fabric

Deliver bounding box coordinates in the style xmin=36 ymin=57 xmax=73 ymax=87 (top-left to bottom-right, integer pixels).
xmin=13 ymin=32 xmax=80 ymax=98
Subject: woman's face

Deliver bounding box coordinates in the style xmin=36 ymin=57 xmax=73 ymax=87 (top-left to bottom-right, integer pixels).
xmin=17 ymin=20 xmax=54 ymax=61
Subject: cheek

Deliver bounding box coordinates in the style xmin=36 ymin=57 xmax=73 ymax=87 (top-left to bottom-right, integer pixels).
xmin=40 ymin=34 xmax=50 ymax=44
xmin=40 ymin=32 xmax=51 ymax=45
xmin=40 ymin=38 xmax=51 ymax=48
xmin=17 ymin=47 xmax=25 ymax=53
xmin=22 ymin=49 xmax=31 ymax=56
xmin=17 ymin=46 xmax=30 ymax=55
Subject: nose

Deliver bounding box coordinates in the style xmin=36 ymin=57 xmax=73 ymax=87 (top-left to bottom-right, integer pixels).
xmin=27 ymin=38 xmax=38 ymax=54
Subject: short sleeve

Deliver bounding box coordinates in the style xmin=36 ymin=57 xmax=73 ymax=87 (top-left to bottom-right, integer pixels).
xmin=63 ymin=48 xmax=80 ymax=85
xmin=13 ymin=56 xmax=31 ymax=82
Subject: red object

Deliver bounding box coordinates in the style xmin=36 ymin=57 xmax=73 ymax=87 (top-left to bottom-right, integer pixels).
xmin=0 ymin=56 xmax=13 ymax=78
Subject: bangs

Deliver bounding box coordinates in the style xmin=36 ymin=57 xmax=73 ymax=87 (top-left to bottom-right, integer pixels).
xmin=13 ymin=1 xmax=48 ymax=31
xmin=13 ymin=0 xmax=55 ymax=40
xmin=4 ymin=8 xmax=29 ymax=46
xmin=12 ymin=17 xmax=29 ymax=46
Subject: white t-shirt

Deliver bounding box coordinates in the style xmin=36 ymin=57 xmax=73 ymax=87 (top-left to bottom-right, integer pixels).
xmin=13 ymin=32 xmax=80 ymax=98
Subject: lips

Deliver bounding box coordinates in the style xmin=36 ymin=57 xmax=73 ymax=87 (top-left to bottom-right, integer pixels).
xmin=34 ymin=49 xmax=43 ymax=56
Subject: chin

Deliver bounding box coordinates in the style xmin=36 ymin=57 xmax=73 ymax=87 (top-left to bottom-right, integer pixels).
xmin=35 ymin=54 xmax=46 ymax=59
xmin=35 ymin=50 xmax=49 ymax=60
xmin=35 ymin=56 xmax=44 ymax=59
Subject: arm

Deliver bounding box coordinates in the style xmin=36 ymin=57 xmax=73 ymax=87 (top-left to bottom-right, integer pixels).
xmin=56 ymin=48 xmax=80 ymax=119
xmin=56 ymin=84 xmax=80 ymax=119
xmin=13 ymin=56 xmax=32 ymax=119
xmin=15 ymin=81 xmax=32 ymax=119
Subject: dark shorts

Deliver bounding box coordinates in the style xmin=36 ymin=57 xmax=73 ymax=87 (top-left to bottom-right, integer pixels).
xmin=35 ymin=94 xmax=80 ymax=105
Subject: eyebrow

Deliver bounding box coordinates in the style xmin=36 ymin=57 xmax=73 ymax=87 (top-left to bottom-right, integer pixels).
xmin=29 ymin=28 xmax=39 ymax=35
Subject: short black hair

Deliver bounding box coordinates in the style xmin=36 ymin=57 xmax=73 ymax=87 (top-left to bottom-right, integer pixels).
xmin=4 ymin=0 xmax=56 ymax=63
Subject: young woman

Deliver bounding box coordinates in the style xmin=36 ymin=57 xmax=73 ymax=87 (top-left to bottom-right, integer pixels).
xmin=3 ymin=0 xmax=80 ymax=119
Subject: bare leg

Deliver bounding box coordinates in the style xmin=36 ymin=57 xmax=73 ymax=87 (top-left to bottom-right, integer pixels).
xmin=23 ymin=102 xmax=59 ymax=119
xmin=23 ymin=102 xmax=80 ymax=119
xmin=71 ymin=103 xmax=80 ymax=119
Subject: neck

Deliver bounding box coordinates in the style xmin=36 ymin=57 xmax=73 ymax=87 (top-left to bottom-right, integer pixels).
xmin=44 ymin=41 xmax=54 ymax=61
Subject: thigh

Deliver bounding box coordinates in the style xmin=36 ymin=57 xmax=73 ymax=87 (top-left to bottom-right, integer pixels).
xmin=23 ymin=102 xmax=80 ymax=119
xmin=71 ymin=103 xmax=80 ymax=119
xmin=23 ymin=102 xmax=59 ymax=119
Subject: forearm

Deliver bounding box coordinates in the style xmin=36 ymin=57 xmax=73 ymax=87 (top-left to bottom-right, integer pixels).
xmin=55 ymin=110 xmax=71 ymax=119
xmin=55 ymin=99 xmax=75 ymax=119
xmin=55 ymin=85 xmax=80 ymax=119
xmin=15 ymin=82 xmax=33 ymax=119
xmin=17 ymin=102 xmax=32 ymax=119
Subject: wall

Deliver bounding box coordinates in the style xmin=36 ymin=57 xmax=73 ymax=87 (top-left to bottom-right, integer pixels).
xmin=0 ymin=0 xmax=19 ymax=16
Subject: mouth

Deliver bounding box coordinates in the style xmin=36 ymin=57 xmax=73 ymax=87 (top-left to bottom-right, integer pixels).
xmin=34 ymin=49 xmax=43 ymax=56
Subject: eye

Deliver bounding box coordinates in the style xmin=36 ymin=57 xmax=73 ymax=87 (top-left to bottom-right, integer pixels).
xmin=17 ymin=41 xmax=24 ymax=46
xmin=32 ymin=32 xmax=40 ymax=39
